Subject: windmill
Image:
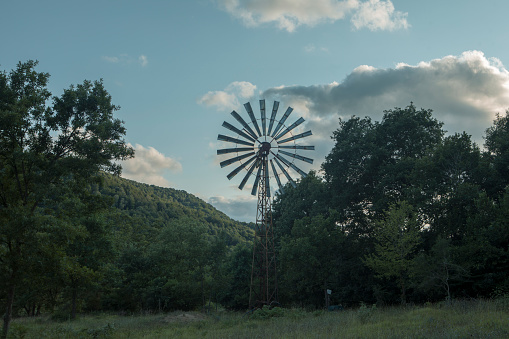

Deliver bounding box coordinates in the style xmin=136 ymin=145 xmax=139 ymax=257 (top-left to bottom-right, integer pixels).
xmin=216 ymin=99 xmax=314 ymax=309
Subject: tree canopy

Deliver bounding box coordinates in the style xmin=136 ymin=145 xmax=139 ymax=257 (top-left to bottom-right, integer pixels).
xmin=0 ymin=60 xmax=133 ymax=337
xmin=274 ymin=104 xmax=509 ymax=308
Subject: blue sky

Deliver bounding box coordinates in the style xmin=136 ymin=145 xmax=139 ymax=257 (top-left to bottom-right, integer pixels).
xmin=3 ymin=0 xmax=509 ymax=221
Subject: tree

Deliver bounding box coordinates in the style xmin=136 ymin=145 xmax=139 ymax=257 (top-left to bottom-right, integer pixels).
xmin=413 ymin=237 xmax=468 ymax=302
xmin=272 ymin=171 xmax=328 ymax=247
xmin=0 ymin=61 xmax=133 ymax=337
xmin=364 ymin=201 xmax=421 ymax=304
xmin=279 ymin=215 xmax=347 ymax=308
xmin=416 ymin=133 xmax=484 ymax=241
xmin=219 ymin=243 xmax=252 ymax=310
xmin=484 ymin=110 xmax=509 ymax=195
xmin=322 ymin=115 xmax=377 ymax=234
xmin=322 ymin=104 xmax=444 ymax=234
xmin=146 ymin=218 xmax=211 ymax=311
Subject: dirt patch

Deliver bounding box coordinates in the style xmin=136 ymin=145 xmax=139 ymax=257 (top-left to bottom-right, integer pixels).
xmin=164 ymin=311 xmax=207 ymax=323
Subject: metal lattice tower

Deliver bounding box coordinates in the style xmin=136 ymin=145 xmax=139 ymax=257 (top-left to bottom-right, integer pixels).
xmin=249 ymin=154 xmax=278 ymax=308
xmin=216 ymin=100 xmax=314 ymax=309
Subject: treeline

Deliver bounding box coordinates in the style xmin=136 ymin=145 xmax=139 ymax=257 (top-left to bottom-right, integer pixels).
xmin=0 ymin=61 xmax=255 ymax=337
xmin=1 ymin=172 xmax=256 ymax=318
xmin=273 ymin=104 xmax=509 ymax=308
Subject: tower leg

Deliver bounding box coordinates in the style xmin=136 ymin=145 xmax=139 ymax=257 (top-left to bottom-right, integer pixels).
xmin=249 ymin=160 xmax=278 ymax=309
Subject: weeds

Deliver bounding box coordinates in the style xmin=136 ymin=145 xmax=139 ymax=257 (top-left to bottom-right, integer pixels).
xmin=7 ymin=299 xmax=509 ymax=338
xmin=357 ymin=302 xmax=377 ymax=324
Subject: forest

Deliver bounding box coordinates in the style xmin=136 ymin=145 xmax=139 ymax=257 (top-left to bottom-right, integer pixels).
xmin=1 ymin=61 xmax=509 ymax=337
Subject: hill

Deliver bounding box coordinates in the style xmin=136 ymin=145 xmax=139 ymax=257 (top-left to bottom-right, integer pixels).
xmin=94 ymin=173 xmax=255 ymax=246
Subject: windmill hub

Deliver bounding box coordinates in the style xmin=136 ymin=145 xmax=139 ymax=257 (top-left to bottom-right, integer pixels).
xmin=259 ymin=141 xmax=271 ymax=156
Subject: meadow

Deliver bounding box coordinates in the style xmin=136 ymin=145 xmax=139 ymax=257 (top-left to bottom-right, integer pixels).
xmin=7 ymin=298 xmax=509 ymax=338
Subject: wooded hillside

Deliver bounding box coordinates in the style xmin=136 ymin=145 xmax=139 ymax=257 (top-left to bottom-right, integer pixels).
xmin=95 ymin=174 xmax=254 ymax=247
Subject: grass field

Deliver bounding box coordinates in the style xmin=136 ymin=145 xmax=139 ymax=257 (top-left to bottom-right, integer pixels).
xmin=7 ymin=299 xmax=509 ymax=338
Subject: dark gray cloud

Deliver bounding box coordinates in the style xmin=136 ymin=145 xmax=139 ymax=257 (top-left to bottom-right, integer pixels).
xmin=263 ymin=51 xmax=509 ymax=146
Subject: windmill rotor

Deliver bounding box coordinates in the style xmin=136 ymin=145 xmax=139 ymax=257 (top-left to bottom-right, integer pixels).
xmin=216 ymin=100 xmax=314 ymax=196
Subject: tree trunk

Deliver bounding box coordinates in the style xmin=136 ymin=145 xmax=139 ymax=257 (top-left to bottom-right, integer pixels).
xmin=400 ymin=276 xmax=406 ymax=305
xmin=2 ymin=282 xmax=15 ymax=339
xmin=71 ymin=288 xmax=77 ymax=320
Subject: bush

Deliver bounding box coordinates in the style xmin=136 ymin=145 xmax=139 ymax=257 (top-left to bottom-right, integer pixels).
xmin=50 ymin=308 xmax=73 ymax=322
xmin=357 ymin=302 xmax=377 ymax=324
xmin=250 ymin=305 xmax=286 ymax=320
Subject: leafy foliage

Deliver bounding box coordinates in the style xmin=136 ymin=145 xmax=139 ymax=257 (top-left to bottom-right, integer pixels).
xmin=0 ymin=60 xmax=133 ymax=337
xmin=274 ymin=104 xmax=509 ymax=307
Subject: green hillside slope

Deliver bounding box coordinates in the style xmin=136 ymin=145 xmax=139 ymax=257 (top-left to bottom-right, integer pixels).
xmin=94 ymin=173 xmax=254 ymax=246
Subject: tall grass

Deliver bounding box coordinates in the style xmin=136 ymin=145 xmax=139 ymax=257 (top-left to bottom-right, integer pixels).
xmin=7 ymin=298 xmax=509 ymax=338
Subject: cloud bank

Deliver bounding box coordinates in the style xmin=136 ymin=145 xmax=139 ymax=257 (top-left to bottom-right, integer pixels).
xmin=218 ymin=0 xmax=408 ymax=32
xmin=121 ymin=144 xmax=182 ymax=187
xmin=200 ymin=51 xmax=509 ymax=170
xmin=262 ymin=51 xmax=509 ymax=146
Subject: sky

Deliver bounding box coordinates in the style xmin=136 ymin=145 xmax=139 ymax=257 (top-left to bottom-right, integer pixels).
xmin=3 ymin=0 xmax=509 ymax=222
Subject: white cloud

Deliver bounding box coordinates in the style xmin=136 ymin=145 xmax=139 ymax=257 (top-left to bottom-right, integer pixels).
xmin=217 ymin=0 xmax=408 ymax=32
xmin=262 ymin=51 xmax=509 ymax=148
xmin=197 ymin=81 xmax=258 ymax=111
xmin=351 ymin=0 xmax=408 ymax=31
xmin=120 ymin=144 xmax=182 ymax=187
xmin=102 ymin=56 xmax=120 ymax=63
xmin=138 ymin=55 xmax=148 ymax=67
xmin=102 ymin=54 xmax=148 ymax=67
xmin=304 ymin=44 xmax=316 ymax=52
xmin=208 ymin=195 xmax=257 ymax=222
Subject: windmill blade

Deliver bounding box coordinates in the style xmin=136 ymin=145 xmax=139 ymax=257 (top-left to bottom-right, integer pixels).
xmin=279 ymin=150 xmax=314 ymax=164
xmin=220 ymin=152 xmax=255 ymax=168
xmin=239 ymin=158 xmax=259 ymax=190
xmin=231 ymin=110 xmax=258 ymax=140
xmin=218 ymin=134 xmax=254 ymax=147
xmin=270 ymin=159 xmax=284 ymax=194
xmin=267 ymin=101 xmax=279 ymax=136
xmin=222 ymin=121 xmax=256 ymax=142
xmin=217 ymin=147 xmax=253 ymax=155
xmin=275 ymin=117 xmax=305 ymax=140
xmin=251 ymin=164 xmax=263 ymax=196
xmin=271 ymin=106 xmax=293 ymax=137
xmin=227 ymin=154 xmax=257 ymax=180
xmin=264 ymin=159 xmax=271 ymax=198
xmin=272 ymin=154 xmax=296 ymax=188
xmin=260 ymin=100 xmax=266 ymax=136
xmin=244 ymin=102 xmax=262 ymax=137
xmin=278 ymin=145 xmax=315 ymax=150
xmin=278 ymin=130 xmax=312 ymax=144
xmin=276 ymin=153 xmax=308 ymax=178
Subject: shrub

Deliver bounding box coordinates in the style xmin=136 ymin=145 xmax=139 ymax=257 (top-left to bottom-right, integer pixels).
xmin=357 ymin=302 xmax=377 ymax=324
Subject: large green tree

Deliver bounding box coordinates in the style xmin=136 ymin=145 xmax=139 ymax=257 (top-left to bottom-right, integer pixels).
xmin=272 ymin=171 xmax=328 ymax=246
xmin=0 ymin=61 xmax=133 ymax=337
xmin=322 ymin=104 xmax=444 ymax=233
xmin=279 ymin=215 xmax=347 ymax=308
xmin=364 ymin=201 xmax=421 ymax=304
